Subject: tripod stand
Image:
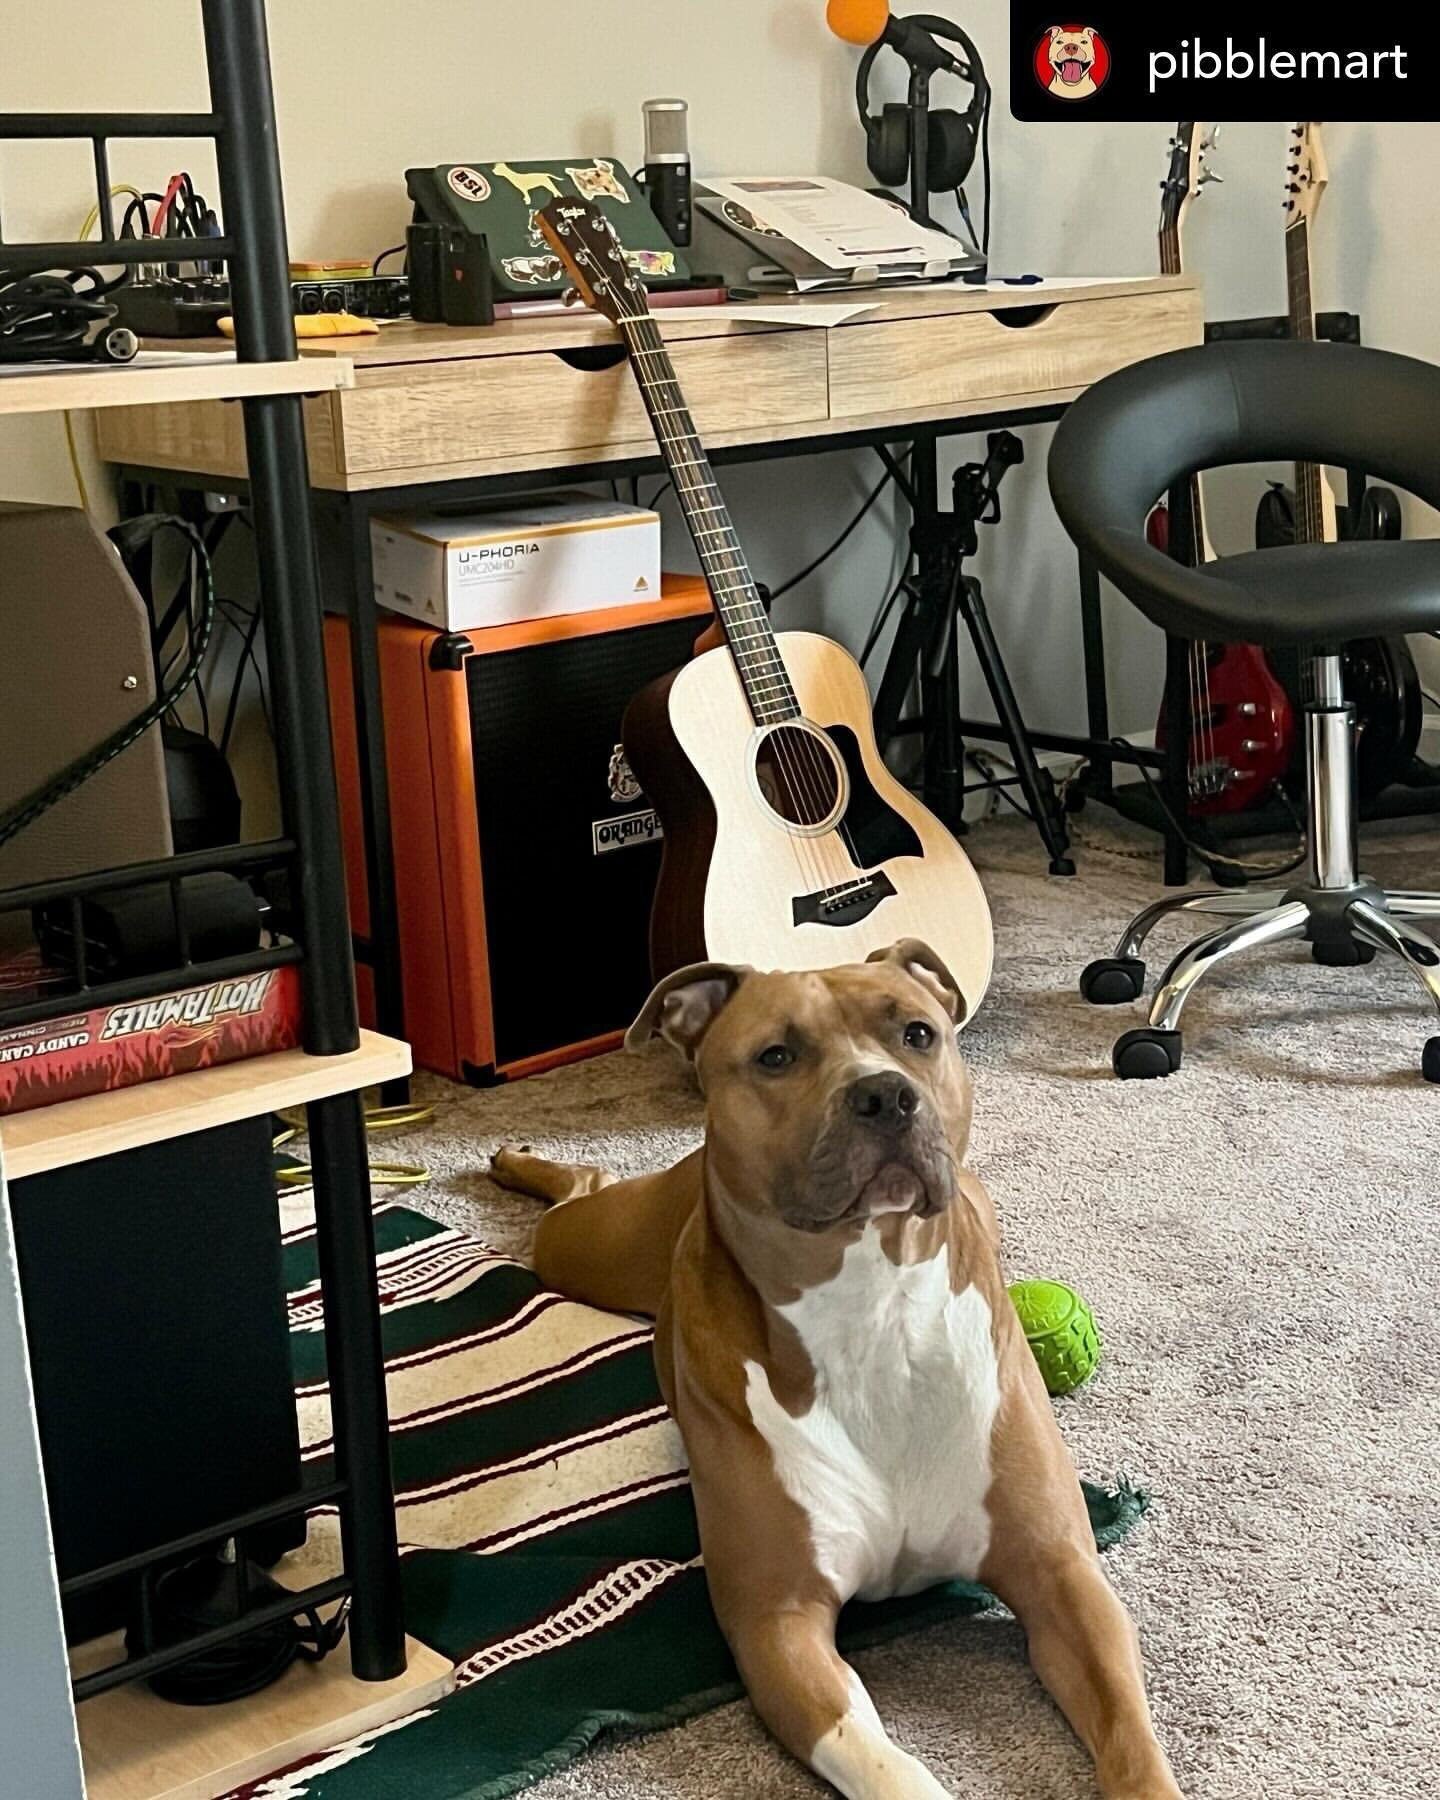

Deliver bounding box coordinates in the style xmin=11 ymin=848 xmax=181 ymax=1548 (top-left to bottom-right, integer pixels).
xmin=873 ymin=432 xmax=1076 ymax=875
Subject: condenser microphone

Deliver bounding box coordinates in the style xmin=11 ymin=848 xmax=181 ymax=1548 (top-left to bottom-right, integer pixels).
xmin=642 ymin=98 xmax=692 ymax=247
xmin=825 ymin=0 xmax=961 ymax=74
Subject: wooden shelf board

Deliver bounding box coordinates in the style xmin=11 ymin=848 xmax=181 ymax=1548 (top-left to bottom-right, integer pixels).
xmin=0 ymin=357 xmax=354 ymax=419
xmin=75 ymin=1633 xmax=453 ymax=1800
xmin=0 ymin=1031 xmax=412 ymax=1180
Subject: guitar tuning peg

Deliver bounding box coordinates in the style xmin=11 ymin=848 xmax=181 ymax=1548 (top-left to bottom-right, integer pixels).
xmin=1199 ymin=169 xmax=1223 ymax=185
xmin=561 ymin=286 xmax=582 ymax=308
xmin=1204 ymin=125 xmax=1222 ymax=146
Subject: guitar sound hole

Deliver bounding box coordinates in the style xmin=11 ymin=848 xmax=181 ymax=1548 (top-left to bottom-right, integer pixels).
xmin=754 ymin=724 xmax=844 ymax=830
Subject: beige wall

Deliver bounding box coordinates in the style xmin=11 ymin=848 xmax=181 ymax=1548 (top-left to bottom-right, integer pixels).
xmin=4 ymin=3 xmax=1438 ymax=759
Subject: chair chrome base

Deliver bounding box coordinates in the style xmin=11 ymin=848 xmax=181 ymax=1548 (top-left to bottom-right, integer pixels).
xmin=1082 ymin=664 xmax=1440 ymax=1082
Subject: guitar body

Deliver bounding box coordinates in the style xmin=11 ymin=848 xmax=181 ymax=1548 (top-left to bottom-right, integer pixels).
xmin=625 ymin=631 xmax=994 ymax=1018
xmin=1255 ymin=481 xmax=1422 ymax=798
xmin=1154 ymin=641 xmax=1294 ymax=815
xmin=539 ymin=197 xmax=992 ymax=1018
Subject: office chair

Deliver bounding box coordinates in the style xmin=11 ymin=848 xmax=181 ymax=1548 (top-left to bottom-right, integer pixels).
xmin=1048 ymin=340 xmax=1440 ymax=1081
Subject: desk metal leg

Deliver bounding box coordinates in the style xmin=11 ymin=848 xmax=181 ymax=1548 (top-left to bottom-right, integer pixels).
xmin=307 ymin=1090 xmax=405 ymax=1679
xmin=1161 ymin=636 xmax=1193 ymax=887
xmin=1078 ymin=553 xmax=1112 ymax=799
xmin=342 ymin=500 xmax=409 ymax=1105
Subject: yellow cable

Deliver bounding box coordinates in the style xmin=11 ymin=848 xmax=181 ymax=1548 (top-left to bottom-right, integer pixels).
xmin=62 ymin=412 xmax=90 ymax=512
xmin=77 ymin=184 xmax=146 ymax=241
xmin=65 ymin=183 xmax=147 ymax=515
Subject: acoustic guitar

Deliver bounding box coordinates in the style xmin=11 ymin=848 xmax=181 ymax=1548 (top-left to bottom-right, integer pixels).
xmin=536 ymin=197 xmax=994 ymax=1016
xmin=1149 ymin=122 xmax=1294 ymax=816
xmin=1259 ymin=120 xmax=1421 ymax=800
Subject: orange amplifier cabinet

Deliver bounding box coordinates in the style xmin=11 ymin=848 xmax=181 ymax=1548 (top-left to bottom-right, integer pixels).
xmin=326 ymin=575 xmax=712 ymax=1083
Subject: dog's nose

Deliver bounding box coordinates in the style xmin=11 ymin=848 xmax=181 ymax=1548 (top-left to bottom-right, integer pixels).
xmin=847 ymin=1072 xmax=918 ymax=1131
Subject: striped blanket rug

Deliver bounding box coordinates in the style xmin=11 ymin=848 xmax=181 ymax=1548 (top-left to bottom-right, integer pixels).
xmin=230 ymin=1192 xmax=1146 ymax=1800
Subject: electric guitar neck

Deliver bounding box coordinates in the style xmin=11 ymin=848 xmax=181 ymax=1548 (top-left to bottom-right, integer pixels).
xmin=1284 ymin=122 xmax=1338 ymax=546
xmin=1157 ymin=121 xmax=1216 ymax=566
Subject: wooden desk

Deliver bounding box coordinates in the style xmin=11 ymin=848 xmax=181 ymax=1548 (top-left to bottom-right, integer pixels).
xmin=96 ymin=277 xmax=1199 ymax=489
xmin=97 ymin=276 xmax=1203 ymax=1082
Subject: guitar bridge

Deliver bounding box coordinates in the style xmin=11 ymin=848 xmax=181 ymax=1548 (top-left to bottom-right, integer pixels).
xmin=792 ymin=873 xmax=897 ymax=929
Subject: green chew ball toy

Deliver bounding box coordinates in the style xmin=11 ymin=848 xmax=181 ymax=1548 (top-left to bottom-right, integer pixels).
xmin=1007 ymin=1279 xmax=1101 ymax=1396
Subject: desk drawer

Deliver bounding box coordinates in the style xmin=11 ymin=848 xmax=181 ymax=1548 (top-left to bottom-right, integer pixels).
xmin=337 ymin=330 xmax=829 ymax=477
xmin=828 ymin=289 xmax=1203 ymax=420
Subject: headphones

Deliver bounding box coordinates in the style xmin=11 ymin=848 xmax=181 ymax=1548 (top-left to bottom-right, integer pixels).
xmin=856 ymin=15 xmax=990 ymax=195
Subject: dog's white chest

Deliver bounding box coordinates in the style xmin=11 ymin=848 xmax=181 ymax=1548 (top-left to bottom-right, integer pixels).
xmin=744 ymin=1229 xmax=1001 ymax=1603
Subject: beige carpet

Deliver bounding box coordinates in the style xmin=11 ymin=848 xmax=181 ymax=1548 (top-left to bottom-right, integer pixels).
xmin=377 ymin=815 xmax=1440 ymax=1800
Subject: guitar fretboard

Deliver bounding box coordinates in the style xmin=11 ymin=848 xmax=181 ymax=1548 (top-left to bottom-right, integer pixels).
xmin=1285 ymin=216 xmax=1329 ymax=546
xmin=618 ymin=313 xmax=800 ymax=726
xmin=1159 ymin=197 xmax=1206 ymax=568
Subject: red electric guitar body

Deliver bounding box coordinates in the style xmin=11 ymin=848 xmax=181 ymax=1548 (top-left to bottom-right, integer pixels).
xmin=1147 ymin=500 xmax=1294 ymax=815
xmin=1148 ymin=125 xmax=1295 ymax=816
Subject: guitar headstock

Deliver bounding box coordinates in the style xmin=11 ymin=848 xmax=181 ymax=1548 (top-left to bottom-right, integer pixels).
xmin=1159 ymin=123 xmax=1219 ymax=245
xmin=536 ymin=198 xmax=649 ymax=328
xmin=1285 ymin=122 xmax=1328 ymax=232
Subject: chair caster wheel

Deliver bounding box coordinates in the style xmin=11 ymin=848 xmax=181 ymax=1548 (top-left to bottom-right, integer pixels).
xmin=1080 ymin=957 xmax=1145 ymax=1005
xmin=1049 ymin=857 xmax=1078 ymax=878
xmin=1312 ymin=940 xmax=1377 ymax=967
xmin=1113 ymin=1029 xmax=1183 ymax=1080
xmin=1424 ymin=1038 xmax=1440 ymax=1085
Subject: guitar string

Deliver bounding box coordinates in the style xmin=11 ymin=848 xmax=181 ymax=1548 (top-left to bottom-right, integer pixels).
xmin=617 ymin=311 xmax=847 ymax=893
xmin=1160 ymin=138 xmax=1218 ymax=805
xmin=1286 ymin=133 xmax=1328 ymax=717
xmin=615 ymin=300 xmax=860 ymax=895
xmin=614 ymin=312 xmax=840 ymax=896
xmin=616 ymin=309 xmax=842 ymax=842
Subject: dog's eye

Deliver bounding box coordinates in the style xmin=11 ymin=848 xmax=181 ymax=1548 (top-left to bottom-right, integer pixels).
xmin=903 ymin=1021 xmax=936 ymax=1051
xmin=756 ymin=1044 xmax=795 ymax=1071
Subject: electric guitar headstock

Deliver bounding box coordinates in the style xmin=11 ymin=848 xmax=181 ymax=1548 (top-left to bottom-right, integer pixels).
xmin=1158 ymin=122 xmax=1218 ymax=269
xmin=536 ymin=197 xmax=650 ymax=330
xmin=1285 ymin=121 xmax=1328 ymax=235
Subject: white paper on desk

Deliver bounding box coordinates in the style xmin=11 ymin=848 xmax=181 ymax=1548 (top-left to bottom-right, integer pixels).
xmin=658 ymin=302 xmax=879 ymax=328
xmin=704 ymin=177 xmax=969 ymax=272
xmin=0 ymin=348 xmax=238 ymax=377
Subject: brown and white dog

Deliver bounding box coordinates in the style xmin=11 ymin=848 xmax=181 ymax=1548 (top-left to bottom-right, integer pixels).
xmin=491 ymin=944 xmax=1180 ymax=1799
xmin=1046 ymin=25 xmax=1101 ymax=98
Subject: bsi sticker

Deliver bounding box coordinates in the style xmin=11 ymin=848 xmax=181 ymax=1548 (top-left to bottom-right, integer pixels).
xmin=447 ymin=165 xmax=492 ymax=204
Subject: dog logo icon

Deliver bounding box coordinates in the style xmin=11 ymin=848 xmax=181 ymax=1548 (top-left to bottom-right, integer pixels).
xmin=608 ymin=745 xmax=643 ymax=806
xmin=1035 ymin=24 xmax=1110 ymax=100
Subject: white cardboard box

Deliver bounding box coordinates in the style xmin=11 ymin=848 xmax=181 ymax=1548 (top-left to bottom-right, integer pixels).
xmin=371 ymin=494 xmax=662 ymax=631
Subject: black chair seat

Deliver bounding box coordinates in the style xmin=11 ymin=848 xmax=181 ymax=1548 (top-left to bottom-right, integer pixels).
xmin=1097 ymin=538 xmax=1440 ymax=648
xmin=1050 ymin=341 xmax=1440 ymax=646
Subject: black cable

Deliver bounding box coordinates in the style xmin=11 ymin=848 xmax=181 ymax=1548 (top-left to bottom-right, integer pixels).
xmin=860 ymin=567 xmax=916 ymax=669
xmin=642 ymin=477 xmax=673 ymax=511
xmin=219 ymin=601 xmax=268 ymax=752
xmin=966 ymin=749 xmax=1038 ymax=822
xmin=0 ymin=518 xmax=215 ymax=850
xmin=768 ymin=465 xmax=897 ymax=604
xmin=372 ymin=244 xmax=405 ymax=274
xmin=1111 ymin=735 xmax=1309 ymax=880
xmin=979 ymin=92 xmax=992 ymax=257
xmin=0 ymin=264 xmax=128 ymax=362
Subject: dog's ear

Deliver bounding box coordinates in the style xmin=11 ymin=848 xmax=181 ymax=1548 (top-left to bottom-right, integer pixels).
xmin=867 ymin=939 xmax=968 ymax=1026
xmin=626 ymin=962 xmax=752 ymax=1060
xmin=1048 ymin=23 xmax=1063 ymax=37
